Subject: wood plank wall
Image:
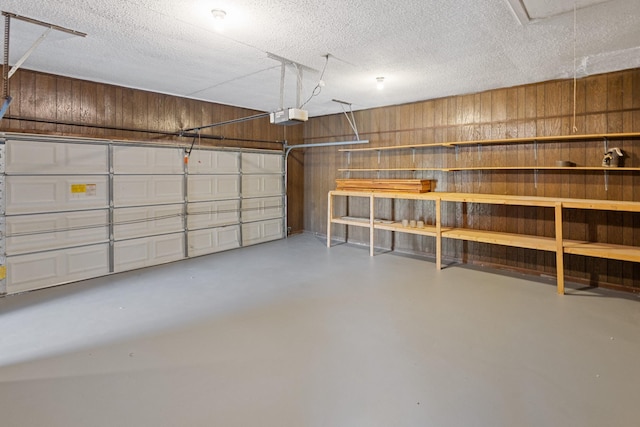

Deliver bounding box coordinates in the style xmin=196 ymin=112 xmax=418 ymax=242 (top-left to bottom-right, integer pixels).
xmin=0 ymin=68 xmax=305 ymax=233
xmin=303 ymin=68 xmax=640 ymax=292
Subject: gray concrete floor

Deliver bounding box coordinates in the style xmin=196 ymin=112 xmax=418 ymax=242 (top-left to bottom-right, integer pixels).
xmin=0 ymin=233 xmax=639 ymax=427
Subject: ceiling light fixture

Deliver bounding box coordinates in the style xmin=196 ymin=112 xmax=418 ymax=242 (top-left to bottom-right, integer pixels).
xmin=376 ymin=77 xmax=385 ymax=90
xmin=211 ymin=9 xmax=227 ymax=31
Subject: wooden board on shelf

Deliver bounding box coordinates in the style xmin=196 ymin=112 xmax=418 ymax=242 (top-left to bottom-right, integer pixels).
xmin=335 ymin=179 xmax=431 ymax=193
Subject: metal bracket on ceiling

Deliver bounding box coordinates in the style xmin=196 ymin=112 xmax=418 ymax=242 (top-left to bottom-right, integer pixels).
xmin=1 ymin=11 xmax=86 ymax=119
xmin=267 ymin=52 xmax=318 ymax=110
xmin=332 ymin=99 xmax=362 ymax=142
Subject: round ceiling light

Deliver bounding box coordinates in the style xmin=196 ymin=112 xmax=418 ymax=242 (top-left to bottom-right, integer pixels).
xmin=211 ymin=9 xmax=227 ymax=31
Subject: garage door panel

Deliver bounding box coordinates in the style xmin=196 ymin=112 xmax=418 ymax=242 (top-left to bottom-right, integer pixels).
xmin=114 ymin=234 xmax=185 ymax=272
xmin=242 ymin=175 xmax=283 ymax=198
xmin=187 ymin=200 xmax=240 ymax=229
xmin=114 ymin=204 xmax=184 ymax=240
xmin=188 ymin=150 xmax=239 ymax=174
xmin=188 ymin=175 xmax=239 ymax=201
xmin=113 ymin=175 xmax=184 ymax=207
xmin=242 ymin=197 xmax=283 ymax=222
xmin=188 ymin=226 xmax=240 ymax=257
xmin=6 ymin=176 xmax=109 ymax=214
xmin=242 ymin=152 xmax=283 ymax=174
xmin=6 ymin=140 xmax=108 ymax=174
xmin=6 ymin=244 xmax=109 ymax=294
xmin=113 ymin=145 xmax=184 ymax=174
xmin=6 ymin=210 xmax=109 ymax=255
xmin=242 ymin=219 xmax=284 ymax=246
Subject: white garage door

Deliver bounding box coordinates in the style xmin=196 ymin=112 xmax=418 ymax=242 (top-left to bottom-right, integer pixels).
xmin=186 ymin=149 xmax=241 ymax=257
xmin=0 ymin=135 xmax=285 ymax=295
xmin=3 ymin=138 xmax=110 ymax=293
xmin=240 ymin=152 xmax=285 ymax=246
xmin=112 ymin=145 xmax=185 ymax=272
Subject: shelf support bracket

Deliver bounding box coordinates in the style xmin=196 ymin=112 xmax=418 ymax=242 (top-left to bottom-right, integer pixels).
xmin=377 ymin=150 xmax=381 ymax=164
xmin=603 ymin=137 xmax=609 ymax=153
xmin=346 ymin=151 xmax=351 ymax=166
xmin=604 ymin=170 xmax=609 ymax=191
xmin=455 ymin=145 xmax=460 ymax=161
xmin=412 ymin=148 xmax=416 ymax=164
xmin=477 ymin=144 xmax=482 ymax=161
xmin=534 ymin=140 xmax=538 ymax=162
xmin=534 ymin=169 xmax=539 ymax=189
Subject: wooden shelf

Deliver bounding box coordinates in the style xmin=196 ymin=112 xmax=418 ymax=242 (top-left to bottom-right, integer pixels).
xmin=327 ymin=190 xmax=640 ymax=295
xmin=375 ymin=222 xmax=439 ymax=236
xmin=564 ymin=241 xmax=640 ymax=263
xmin=338 ymin=132 xmax=640 ymax=152
xmin=331 ymin=216 xmax=371 ymax=227
xmin=441 ymin=229 xmax=557 ymax=252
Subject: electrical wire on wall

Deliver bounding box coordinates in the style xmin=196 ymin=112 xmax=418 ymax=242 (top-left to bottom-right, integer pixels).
xmin=572 ymin=0 xmax=578 ymax=133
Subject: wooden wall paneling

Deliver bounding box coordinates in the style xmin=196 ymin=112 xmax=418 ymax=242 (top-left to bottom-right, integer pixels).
xmin=634 ymin=91 xmax=640 ymax=286
xmin=34 ymin=73 xmax=57 ymax=134
xmin=111 ymin=85 xmax=123 ymax=140
xmin=19 ymin=70 xmax=36 ymax=132
xmin=287 ymin=149 xmax=303 ymax=233
xmin=132 ymin=90 xmax=149 ymax=139
xmin=161 ymin=93 xmax=177 ymax=143
xmin=602 ymin=73 xmax=626 ymax=285
xmin=94 ymin=81 xmax=106 ymax=138
xmin=504 ymin=88 xmax=519 ymax=195
xmin=422 ymin=100 xmax=435 ymax=132
xmin=120 ymin=87 xmax=134 ymax=140
xmin=55 ymin=75 xmax=73 ymax=135
xmin=79 ymin=80 xmax=97 ymax=137
xmin=514 ymin=87 xmax=527 ymax=270
xmin=485 ymin=91 xmax=505 ymax=266
xmin=583 ymin=96 xmax=609 ymax=283
xmin=145 ymin=92 xmax=162 ymax=142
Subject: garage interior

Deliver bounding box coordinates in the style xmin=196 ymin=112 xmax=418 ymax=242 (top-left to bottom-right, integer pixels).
xmin=1 ymin=1 xmax=639 ymax=426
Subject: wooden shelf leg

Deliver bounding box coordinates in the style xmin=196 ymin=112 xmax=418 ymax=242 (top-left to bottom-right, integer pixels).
xmin=555 ymin=202 xmax=565 ymax=295
xmin=327 ymin=191 xmax=333 ymax=248
xmin=370 ymin=194 xmax=375 ymax=256
xmin=436 ymin=198 xmax=442 ymax=270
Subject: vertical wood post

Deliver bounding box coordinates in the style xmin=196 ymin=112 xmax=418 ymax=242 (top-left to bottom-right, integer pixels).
xmin=369 ymin=193 xmax=375 ymax=256
xmin=436 ymin=197 xmax=442 ymax=270
xmin=555 ymin=202 xmax=565 ymax=294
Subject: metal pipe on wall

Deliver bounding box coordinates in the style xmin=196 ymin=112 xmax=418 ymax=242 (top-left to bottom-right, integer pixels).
xmin=283 ymin=139 xmax=369 ymax=236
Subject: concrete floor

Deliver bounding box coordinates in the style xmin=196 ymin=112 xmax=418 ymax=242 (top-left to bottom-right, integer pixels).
xmin=0 ymin=233 xmax=638 ymax=427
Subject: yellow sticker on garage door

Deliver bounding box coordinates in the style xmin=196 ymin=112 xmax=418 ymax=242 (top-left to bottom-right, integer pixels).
xmin=71 ymin=184 xmax=87 ymax=194
xmin=0 ymin=266 xmax=6 ymax=280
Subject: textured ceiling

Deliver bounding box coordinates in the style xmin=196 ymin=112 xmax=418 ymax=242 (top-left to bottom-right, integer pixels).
xmin=2 ymin=0 xmax=640 ymax=121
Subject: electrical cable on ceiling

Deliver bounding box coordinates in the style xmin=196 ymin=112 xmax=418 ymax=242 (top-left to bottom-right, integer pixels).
xmin=572 ymin=0 xmax=578 ymax=133
xmin=300 ymin=54 xmax=330 ymax=108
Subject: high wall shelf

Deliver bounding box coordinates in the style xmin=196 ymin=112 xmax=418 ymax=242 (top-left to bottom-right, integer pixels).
xmin=327 ymin=190 xmax=640 ymax=295
xmin=337 ymin=132 xmax=640 ymax=152
xmin=337 ymin=132 xmax=640 ymax=190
